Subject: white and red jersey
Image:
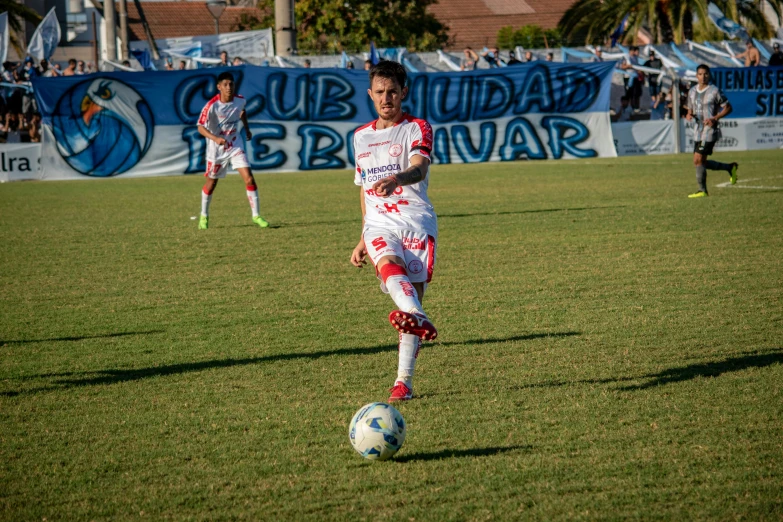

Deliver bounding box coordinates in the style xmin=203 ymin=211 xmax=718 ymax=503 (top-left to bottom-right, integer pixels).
xmin=198 ymin=94 xmax=246 ymax=163
xmin=353 ymin=113 xmax=436 ymax=237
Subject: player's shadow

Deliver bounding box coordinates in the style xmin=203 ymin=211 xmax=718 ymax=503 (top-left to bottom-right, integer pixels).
xmin=1 ymin=331 xmax=579 ymax=397
xmin=439 ymin=205 xmax=625 ymax=219
xmin=394 ymin=445 xmax=532 ymax=463
xmin=513 ymin=348 xmax=783 ymax=391
xmin=0 ymin=330 xmax=165 ymax=345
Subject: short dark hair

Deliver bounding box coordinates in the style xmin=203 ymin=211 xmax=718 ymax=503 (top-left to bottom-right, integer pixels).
xmin=68 ymin=59 xmax=77 ymax=66
xmin=369 ymin=59 xmax=406 ymax=89
xmin=217 ymin=71 xmax=234 ymax=84
xmin=696 ymin=63 xmax=710 ymax=74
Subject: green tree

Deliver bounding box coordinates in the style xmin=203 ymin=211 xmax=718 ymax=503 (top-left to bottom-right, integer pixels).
xmin=497 ymin=26 xmax=515 ymax=49
xmin=248 ymin=0 xmax=449 ymax=54
xmin=559 ymin=0 xmax=783 ymax=46
xmin=0 ymin=0 xmax=42 ymax=57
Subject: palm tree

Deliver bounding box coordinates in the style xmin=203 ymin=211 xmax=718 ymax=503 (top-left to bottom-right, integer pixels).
xmin=559 ymin=0 xmax=783 ymax=45
xmin=0 ymin=0 xmax=43 ymax=58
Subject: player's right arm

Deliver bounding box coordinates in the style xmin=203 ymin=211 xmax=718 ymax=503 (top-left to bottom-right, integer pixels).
xmin=350 ymin=187 xmax=367 ymax=268
xmin=197 ymin=125 xmax=226 ymax=146
xmin=197 ymin=101 xmax=226 ymax=146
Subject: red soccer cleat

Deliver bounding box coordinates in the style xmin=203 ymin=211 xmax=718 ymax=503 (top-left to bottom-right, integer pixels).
xmin=389 ymin=381 xmax=413 ymax=402
xmin=389 ymin=311 xmax=438 ymax=341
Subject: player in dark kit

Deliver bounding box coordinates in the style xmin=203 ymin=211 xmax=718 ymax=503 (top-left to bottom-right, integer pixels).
xmin=685 ymin=64 xmax=738 ymax=198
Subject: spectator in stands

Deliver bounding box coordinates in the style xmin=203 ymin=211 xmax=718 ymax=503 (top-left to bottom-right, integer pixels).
xmin=524 ymin=51 xmax=535 ymax=62
xmin=218 ymin=51 xmax=230 ymax=67
xmin=615 ymin=96 xmax=633 ymax=122
xmin=121 ymin=60 xmax=132 ymax=69
xmin=29 ymin=112 xmax=41 ymax=143
xmin=364 ymin=59 xmax=372 ymax=70
xmin=4 ymin=112 xmax=21 ymax=142
xmin=76 ymin=60 xmax=86 ymax=75
xmin=769 ymin=43 xmax=783 ymax=66
xmin=19 ymin=57 xmax=38 ymax=81
xmin=164 ymin=58 xmax=174 ymax=71
xmin=620 ymin=46 xmax=643 ymax=110
xmin=736 ymin=40 xmax=760 ymax=66
xmin=53 ymin=63 xmax=62 ymax=75
xmin=232 ymin=56 xmax=244 ymax=66
xmin=303 ymin=59 xmax=311 ymax=68
xmin=461 ymin=47 xmax=479 ymax=70
xmin=481 ymin=47 xmax=501 ymax=68
xmin=18 ymin=58 xmax=38 ymax=121
xmin=592 ymin=46 xmax=603 ymax=62
xmin=179 ymin=60 xmax=187 ymax=70
xmin=39 ymin=59 xmax=57 ymax=77
xmin=650 ymin=92 xmax=666 ymax=120
xmin=545 ymin=52 xmax=554 ymax=62
xmin=643 ymin=50 xmax=663 ymax=98
xmin=507 ymin=51 xmax=521 ymax=66
xmin=346 ymin=60 xmax=355 ymax=69
xmin=86 ymin=62 xmax=96 ymax=73
xmin=63 ymin=59 xmax=77 ymax=76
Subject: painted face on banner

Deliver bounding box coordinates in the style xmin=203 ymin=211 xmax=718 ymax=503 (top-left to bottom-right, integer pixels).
xmin=368 ymin=76 xmax=407 ymax=123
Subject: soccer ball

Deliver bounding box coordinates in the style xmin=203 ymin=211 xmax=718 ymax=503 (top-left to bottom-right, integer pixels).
xmin=348 ymin=402 xmax=406 ymax=460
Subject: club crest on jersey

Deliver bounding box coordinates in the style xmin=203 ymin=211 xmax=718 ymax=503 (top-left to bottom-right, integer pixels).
xmin=389 ymin=143 xmax=403 ymax=157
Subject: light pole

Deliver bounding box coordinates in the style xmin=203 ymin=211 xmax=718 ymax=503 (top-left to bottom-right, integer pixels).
xmin=206 ymin=0 xmax=227 ymax=36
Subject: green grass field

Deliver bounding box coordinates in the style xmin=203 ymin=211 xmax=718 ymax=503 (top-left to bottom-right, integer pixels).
xmin=1 ymin=151 xmax=782 ymax=520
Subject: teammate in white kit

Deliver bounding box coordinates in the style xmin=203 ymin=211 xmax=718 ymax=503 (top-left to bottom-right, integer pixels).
xmin=350 ymin=60 xmax=438 ymax=402
xmin=197 ymin=71 xmax=269 ymax=229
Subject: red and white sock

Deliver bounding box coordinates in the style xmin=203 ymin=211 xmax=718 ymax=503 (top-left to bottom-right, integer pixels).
xmin=380 ymin=263 xmax=424 ymax=315
xmin=397 ymin=332 xmax=420 ymax=386
xmin=246 ymin=184 xmax=259 ymax=217
xmin=201 ymin=186 xmax=214 ymax=216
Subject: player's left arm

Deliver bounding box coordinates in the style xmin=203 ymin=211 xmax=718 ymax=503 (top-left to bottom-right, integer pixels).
xmin=240 ymin=110 xmax=252 ymax=139
xmin=707 ymin=100 xmax=732 ymax=126
xmin=372 ymin=155 xmax=430 ymax=197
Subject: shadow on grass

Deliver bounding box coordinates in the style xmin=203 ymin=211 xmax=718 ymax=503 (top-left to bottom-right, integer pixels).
xmin=514 ymin=348 xmax=783 ymax=391
xmin=620 ymin=349 xmax=783 ymax=390
xmin=0 ymin=331 xmax=579 ymax=397
xmin=394 ymin=445 xmax=532 ymax=463
xmin=439 ymin=206 xmax=625 ymax=219
xmin=0 ymin=330 xmax=166 ymax=345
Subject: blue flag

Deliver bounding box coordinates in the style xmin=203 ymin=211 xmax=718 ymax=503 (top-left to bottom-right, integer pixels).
xmin=610 ymin=14 xmax=629 ymax=47
xmin=369 ymin=41 xmax=379 ymax=65
xmin=130 ymin=49 xmax=157 ymax=71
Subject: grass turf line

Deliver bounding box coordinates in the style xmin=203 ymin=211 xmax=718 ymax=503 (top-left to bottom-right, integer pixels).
xmin=1 ymin=150 xmax=782 ymax=520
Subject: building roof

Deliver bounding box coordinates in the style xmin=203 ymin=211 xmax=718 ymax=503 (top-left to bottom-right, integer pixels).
xmin=120 ymin=2 xmax=268 ymax=41
xmin=428 ymin=0 xmax=576 ymax=49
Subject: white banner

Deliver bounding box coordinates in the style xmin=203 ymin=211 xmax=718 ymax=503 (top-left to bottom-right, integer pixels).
xmin=681 ymin=118 xmax=747 ymax=152
xmin=131 ymin=29 xmax=274 ymax=62
xmin=0 ymin=13 xmax=8 ymax=67
xmin=27 ymin=7 xmax=61 ymax=61
xmin=612 ymin=121 xmax=676 ymax=156
xmin=0 ymin=143 xmax=42 ymax=182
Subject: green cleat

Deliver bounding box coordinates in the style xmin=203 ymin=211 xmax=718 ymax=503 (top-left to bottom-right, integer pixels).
xmin=252 ymin=215 xmax=269 ymax=228
xmin=688 ymin=191 xmax=708 ymax=198
xmin=198 ymin=215 xmax=208 ymax=230
xmin=729 ymin=163 xmax=738 ymax=185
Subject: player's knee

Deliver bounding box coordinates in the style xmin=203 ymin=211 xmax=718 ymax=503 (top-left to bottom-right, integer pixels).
xmin=693 ymin=155 xmax=703 ymax=166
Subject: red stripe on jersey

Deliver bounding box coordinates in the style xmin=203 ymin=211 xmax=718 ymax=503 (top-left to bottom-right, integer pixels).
xmin=354 ymin=121 xmax=375 ymax=134
xmin=426 ymin=235 xmax=435 ymax=283
xmin=198 ymin=94 xmax=220 ymax=126
xmin=408 ymin=116 xmax=433 ymax=151
xmin=379 ymin=263 xmax=407 ymax=283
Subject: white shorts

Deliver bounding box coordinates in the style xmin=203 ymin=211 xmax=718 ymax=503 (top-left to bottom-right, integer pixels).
xmin=205 ymin=148 xmax=250 ymax=179
xmin=363 ymin=227 xmax=436 ymax=285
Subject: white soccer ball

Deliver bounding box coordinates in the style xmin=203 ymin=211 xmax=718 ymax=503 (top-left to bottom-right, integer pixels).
xmin=348 ymin=402 xmax=406 ymax=461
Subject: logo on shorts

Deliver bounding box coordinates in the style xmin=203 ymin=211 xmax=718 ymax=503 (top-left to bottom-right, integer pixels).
xmin=389 ymin=143 xmax=403 ymax=157
xmin=408 ymin=259 xmax=423 ymax=274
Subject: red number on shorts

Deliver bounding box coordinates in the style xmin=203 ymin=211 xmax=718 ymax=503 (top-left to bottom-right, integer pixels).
xmin=384 ymin=203 xmax=399 ymax=213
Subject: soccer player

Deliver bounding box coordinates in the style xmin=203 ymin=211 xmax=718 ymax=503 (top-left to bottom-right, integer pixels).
xmin=685 ymin=64 xmax=738 ymax=198
xmin=350 ymin=60 xmax=438 ymax=402
xmin=197 ymin=71 xmax=269 ymax=229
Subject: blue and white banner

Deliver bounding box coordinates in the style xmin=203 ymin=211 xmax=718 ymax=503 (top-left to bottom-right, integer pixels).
xmin=710 ymin=66 xmax=783 ymax=118
xmin=27 ymin=7 xmax=61 ymax=61
xmin=707 ymin=3 xmax=748 ymax=40
xmin=131 ymin=29 xmax=274 ymax=65
xmin=33 ymin=62 xmax=616 ymax=180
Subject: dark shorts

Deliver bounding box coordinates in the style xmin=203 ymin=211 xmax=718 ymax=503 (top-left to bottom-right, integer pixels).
xmin=693 ymin=141 xmax=716 ymax=156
